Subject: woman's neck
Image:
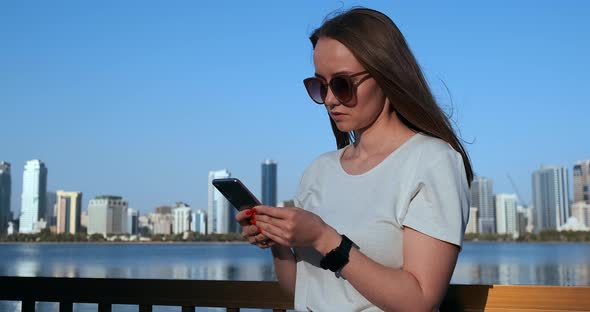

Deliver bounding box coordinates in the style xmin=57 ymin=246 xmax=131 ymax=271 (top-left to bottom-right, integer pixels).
xmin=351 ymin=111 xmax=415 ymax=159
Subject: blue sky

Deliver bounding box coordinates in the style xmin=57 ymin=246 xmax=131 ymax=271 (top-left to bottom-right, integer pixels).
xmin=1 ymin=1 xmax=588 ymax=215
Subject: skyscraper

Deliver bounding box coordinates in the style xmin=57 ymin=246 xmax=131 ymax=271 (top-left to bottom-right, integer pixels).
xmin=465 ymin=207 xmax=478 ymax=234
xmin=470 ymin=176 xmax=495 ymax=234
xmin=87 ymin=195 xmax=128 ymax=235
xmin=262 ymin=160 xmax=277 ymax=206
xmin=20 ymin=160 xmax=48 ymax=233
xmin=56 ymin=191 xmax=83 ymax=234
xmin=574 ymin=160 xmax=590 ymax=204
xmin=495 ymin=194 xmax=519 ymax=238
xmin=208 ymin=169 xmax=231 ymax=234
xmin=0 ymin=162 xmax=11 ymax=235
xmin=46 ymin=191 xmax=57 ymax=228
xmin=191 ymin=209 xmax=207 ymax=234
xmin=173 ymin=202 xmax=192 ymax=234
xmin=127 ymin=209 xmax=139 ymax=235
xmin=532 ymin=165 xmax=570 ymax=232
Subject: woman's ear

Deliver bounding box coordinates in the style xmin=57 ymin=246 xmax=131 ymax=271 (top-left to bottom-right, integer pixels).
xmin=387 ymin=97 xmax=396 ymax=113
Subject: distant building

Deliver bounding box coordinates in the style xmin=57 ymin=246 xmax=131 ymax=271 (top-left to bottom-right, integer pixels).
xmin=138 ymin=215 xmax=151 ymax=235
xmin=0 ymin=161 xmax=11 ymax=235
xmin=56 ymin=191 xmax=83 ymax=234
xmin=155 ymin=206 xmax=172 ymax=215
xmin=20 ymin=160 xmax=48 ymax=233
xmin=278 ymin=199 xmax=295 ymax=207
xmin=465 ymin=207 xmax=478 ymax=234
xmin=208 ymin=169 xmax=232 ymax=234
xmin=46 ymin=191 xmax=57 ymax=228
xmin=127 ymin=208 xmax=139 ymax=235
xmin=532 ymin=165 xmax=570 ymax=232
xmin=150 ymin=211 xmax=173 ymax=235
xmin=574 ymin=160 xmax=590 ymax=204
xmin=262 ymin=160 xmax=277 ymax=206
xmin=495 ymin=194 xmax=519 ymax=238
xmin=80 ymin=210 xmax=88 ymax=230
xmin=173 ymin=202 xmax=192 ymax=234
xmin=87 ymin=195 xmax=128 ymax=235
xmin=518 ymin=205 xmax=534 ymax=233
xmin=572 ymin=202 xmax=590 ymax=228
xmin=517 ymin=210 xmax=527 ymax=237
xmin=471 ymin=176 xmax=495 ymax=234
xmin=191 ymin=209 xmax=207 ymax=235
xmin=7 ymin=221 xmax=17 ymax=235
xmin=558 ymin=217 xmax=589 ymax=232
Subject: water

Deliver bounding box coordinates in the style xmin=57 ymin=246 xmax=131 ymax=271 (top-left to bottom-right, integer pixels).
xmin=1 ymin=242 xmax=589 ymax=311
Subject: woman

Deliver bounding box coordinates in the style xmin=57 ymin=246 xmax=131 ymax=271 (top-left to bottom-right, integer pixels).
xmin=237 ymin=7 xmax=472 ymax=312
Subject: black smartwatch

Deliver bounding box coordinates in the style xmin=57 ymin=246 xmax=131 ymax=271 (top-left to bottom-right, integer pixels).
xmin=320 ymin=234 xmax=355 ymax=273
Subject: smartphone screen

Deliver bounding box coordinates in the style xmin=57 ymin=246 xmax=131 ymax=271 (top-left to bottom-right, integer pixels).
xmin=211 ymin=178 xmax=261 ymax=211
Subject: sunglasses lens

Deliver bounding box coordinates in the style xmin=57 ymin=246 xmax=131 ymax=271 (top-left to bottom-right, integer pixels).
xmin=305 ymin=78 xmax=326 ymax=104
xmin=330 ymin=76 xmax=352 ymax=103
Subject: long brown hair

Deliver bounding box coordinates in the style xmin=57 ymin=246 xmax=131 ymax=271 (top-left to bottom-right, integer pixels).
xmin=310 ymin=7 xmax=473 ymax=185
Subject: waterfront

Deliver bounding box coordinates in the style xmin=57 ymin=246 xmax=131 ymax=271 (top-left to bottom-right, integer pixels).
xmin=1 ymin=242 xmax=589 ymax=311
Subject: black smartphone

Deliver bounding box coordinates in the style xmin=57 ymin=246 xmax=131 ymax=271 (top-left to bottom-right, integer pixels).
xmin=211 ymin=178 xmax=261 ymax=211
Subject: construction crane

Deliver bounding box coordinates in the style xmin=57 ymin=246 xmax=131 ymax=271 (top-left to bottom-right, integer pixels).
xmin=507 ymin=173 xmax=527 ymax=207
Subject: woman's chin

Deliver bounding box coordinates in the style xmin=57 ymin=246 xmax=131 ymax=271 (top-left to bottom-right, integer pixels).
xmin=334 ymin=122 xmax=355 ymax=133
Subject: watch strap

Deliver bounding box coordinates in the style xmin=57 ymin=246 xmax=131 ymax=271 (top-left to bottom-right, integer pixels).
xmin=320 ymin=234 xmax=354 ymax=272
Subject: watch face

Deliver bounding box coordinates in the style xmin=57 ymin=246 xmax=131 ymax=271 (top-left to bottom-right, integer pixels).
xmin=321 ymin=250 xmax=349 ymax=272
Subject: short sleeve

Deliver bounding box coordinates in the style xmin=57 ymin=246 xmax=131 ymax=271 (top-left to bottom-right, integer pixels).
xmin=293 ymin=163 xmax=313 ymax=210
xmin=401 ymin=149 xmax=470 ymax=247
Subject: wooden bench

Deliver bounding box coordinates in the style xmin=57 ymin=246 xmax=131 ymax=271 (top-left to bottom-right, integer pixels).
xmin=1 ymin=276 xmax=589 ymax=311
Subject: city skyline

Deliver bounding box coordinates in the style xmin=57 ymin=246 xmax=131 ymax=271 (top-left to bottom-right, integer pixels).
xmin=0 ymin=156 xmax=588 ymax=217
xmin=2 ymin=157 xmax=589 ymax=236
xmin=1 ymin=1 xmax=588 ymax=215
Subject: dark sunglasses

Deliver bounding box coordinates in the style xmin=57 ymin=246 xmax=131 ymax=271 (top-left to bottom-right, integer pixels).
xmin=303 ymin=71 xmax=371 ymax=105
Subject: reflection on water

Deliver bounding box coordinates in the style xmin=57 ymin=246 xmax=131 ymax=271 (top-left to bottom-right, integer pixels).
xmin=0 ymin=243 xmax=276 ymax=312
xmin=451 ymin=242 xmax=590 ymax=286
xmin=0 ymin=243 xmax=276 ymax=281
xmin=1 ymin=242 xmax=589 ymax=311
xmin=452 ymin=262 xmax=590 ymax=285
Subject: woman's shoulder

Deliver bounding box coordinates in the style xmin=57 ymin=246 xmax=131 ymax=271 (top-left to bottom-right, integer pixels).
xmin=413 ymin=133 xmax=462 ymax=165
xmin=308 ymin=149 xmax=344 ymax=169
xmin=297 ymin=148 xmax=344 ymax=186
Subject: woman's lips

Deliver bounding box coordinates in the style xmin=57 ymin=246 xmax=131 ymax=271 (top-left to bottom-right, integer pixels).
xmin=330 ymin=112 xmax=346 ymax=120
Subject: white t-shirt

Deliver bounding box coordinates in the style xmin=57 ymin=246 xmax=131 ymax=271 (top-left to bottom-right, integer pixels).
xmin=292 ymin=132 xmax=470 ymax=312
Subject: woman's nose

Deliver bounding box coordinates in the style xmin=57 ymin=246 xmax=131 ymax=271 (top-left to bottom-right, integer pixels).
xmin=323 ymin=86 xmax=340 ymax=108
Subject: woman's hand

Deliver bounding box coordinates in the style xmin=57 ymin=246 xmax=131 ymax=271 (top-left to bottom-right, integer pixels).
xmin=236 ymin=208 xmax=275 ymax=249
xmin=252 ymin=205 xmax=340 ymax=253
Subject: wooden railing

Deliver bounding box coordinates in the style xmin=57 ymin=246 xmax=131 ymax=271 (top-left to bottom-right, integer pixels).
xmin=1 ymin=276 xmax=590 ymax=311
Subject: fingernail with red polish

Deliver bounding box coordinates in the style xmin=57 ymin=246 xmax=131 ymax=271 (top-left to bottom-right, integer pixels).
xmin=251 ymin=219 xmax=256 ymax=225
xmin=245 ymin=210 xmax=252 ymax=216
xmin=257 ymin=227 xmax=262 ymax=233
xmin=252 ymin=208 xmax=257 ymax=214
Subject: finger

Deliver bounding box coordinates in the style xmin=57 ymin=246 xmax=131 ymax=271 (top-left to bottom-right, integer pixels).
xmin=256 ymin=226 xmax=290 ymax=246
xmin=256 ymin=240 xmax=275 ymax=249
xmin=252 ymin=232 xmax=268 ymax=245
xmin=248 ymin=236 xmax=258 ymax=245
xmin=244 ymin=225 xmax=259 ymax=237
xmin=256 ymin=221 xmax=291 ymax=246
xmin=242 ymin=226 xmax=256 ymax=240
xmin=253 ymin=214 xmax=290 ymax=229
xmin=254 ymin=230 xmax=274 ymax=242
xmin=244 ymin=225 xmax=275 ymax=245
xmin=236 ymin=209 xmax=254 ymax=225
xmin=252 ymin=205 xmax=291 ymax=219
xmin=254 ymin=232 xmax=276 ymax=248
